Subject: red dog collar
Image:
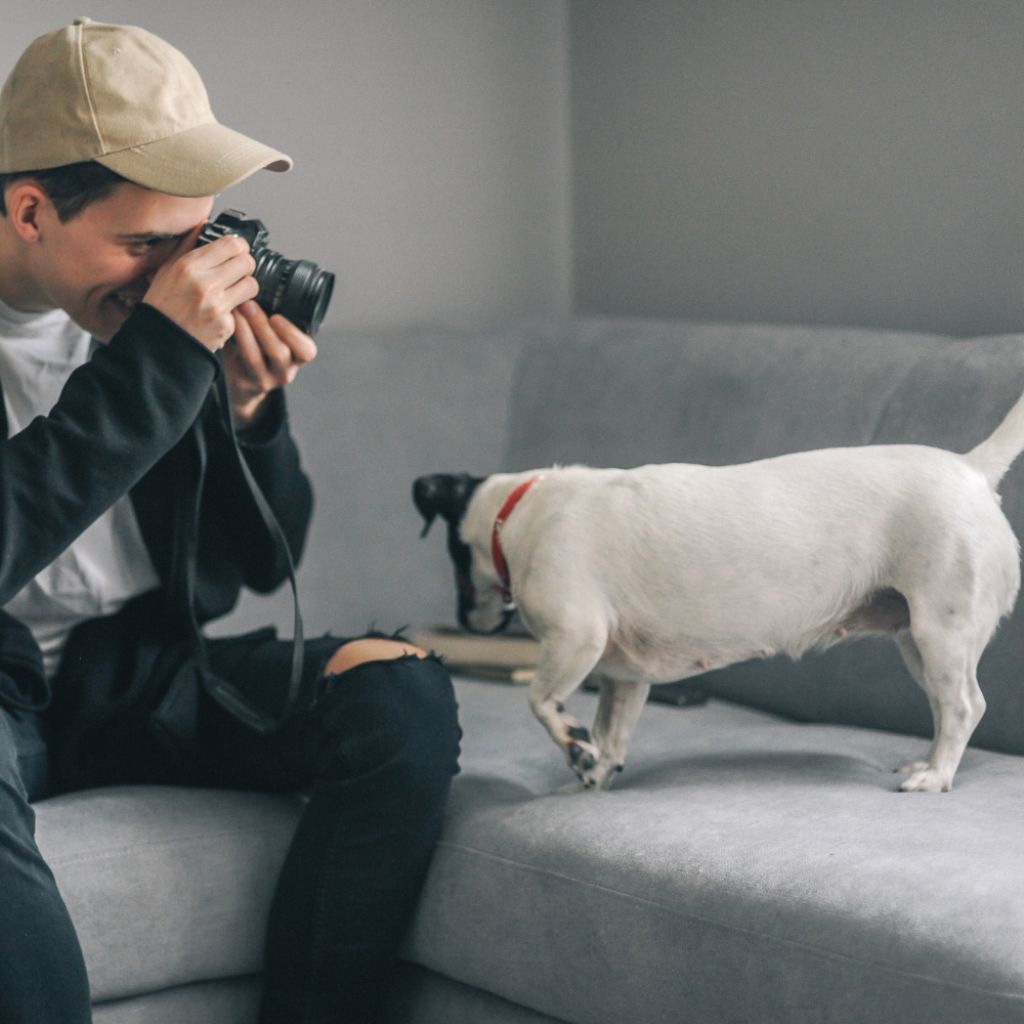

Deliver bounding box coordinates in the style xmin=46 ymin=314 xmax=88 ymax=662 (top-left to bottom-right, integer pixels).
xmin=491 ymin=476 xmax=543 ymax=609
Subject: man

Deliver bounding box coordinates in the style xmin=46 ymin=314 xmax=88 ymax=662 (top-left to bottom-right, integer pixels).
xmin=0 ymin=18 xmax=459 ymax=1024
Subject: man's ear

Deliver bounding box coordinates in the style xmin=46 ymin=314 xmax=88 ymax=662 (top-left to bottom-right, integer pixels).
xmin=4 ymin=181 xmax=48 ymax=242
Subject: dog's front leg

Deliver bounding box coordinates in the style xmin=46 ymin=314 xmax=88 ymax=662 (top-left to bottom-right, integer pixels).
xmin=528 ymin=630 xmax=606 ymax=786
xmin=587 ymin=677 xmax=651 ymax=790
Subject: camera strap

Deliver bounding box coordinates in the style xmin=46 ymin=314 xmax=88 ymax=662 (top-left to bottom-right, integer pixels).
xmin=177 ymin=353 xmax=306 ymax=736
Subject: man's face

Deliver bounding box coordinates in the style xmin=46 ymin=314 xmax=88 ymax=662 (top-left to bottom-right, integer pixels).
xmin=27 ymin=183 xmax=214 ymax=341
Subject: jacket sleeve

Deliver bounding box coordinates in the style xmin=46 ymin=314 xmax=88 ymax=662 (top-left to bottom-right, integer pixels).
xmin=0 ymin=302 xmax=218 ymax=605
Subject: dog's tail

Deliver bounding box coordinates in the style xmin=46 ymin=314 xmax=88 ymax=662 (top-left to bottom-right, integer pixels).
xmin=966 ymin=386 xmax=1024 ymax=488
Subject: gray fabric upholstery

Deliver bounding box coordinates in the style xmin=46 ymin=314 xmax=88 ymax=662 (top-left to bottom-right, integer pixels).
xmin=36 ymin=674 xmax=1024 ymax=1023
xmin=92 ymin=978 xmax=261 ymax=1024
xmin=383 ymin=962 xmax=570 ymax=1024
xmin=35 ymin=788 xmax=303 ymax=1002
xmin=404 ymin=678 xmax=1024 ymax=1024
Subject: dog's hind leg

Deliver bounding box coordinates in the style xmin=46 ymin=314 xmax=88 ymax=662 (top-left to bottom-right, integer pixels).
xmin=586 ymin=677 xmax=651 ymax=790
xmin=528 ymin=628 xmax=607 ymax=785
xmin=897 ymin=614 xmax=987 ymax=793
xmin=893 ymin=633 xmax=939 ymax=776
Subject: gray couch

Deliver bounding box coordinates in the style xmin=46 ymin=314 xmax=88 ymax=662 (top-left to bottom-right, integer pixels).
xmin=34 ymin=318 xmax=1024 ymax=1022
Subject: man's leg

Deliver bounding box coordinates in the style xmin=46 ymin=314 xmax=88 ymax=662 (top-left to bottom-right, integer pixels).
xmin=0 ymin=708 xmax=92 ymax=1024
xmin=200 ymin=633 xmax=461 ymax=1024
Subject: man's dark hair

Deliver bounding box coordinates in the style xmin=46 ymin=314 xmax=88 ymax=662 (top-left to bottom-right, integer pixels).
xmin=0 ymin=161 xmax=129 ymax=221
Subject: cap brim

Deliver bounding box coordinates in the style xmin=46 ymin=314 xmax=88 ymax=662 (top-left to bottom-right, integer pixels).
xmin=96 ymin=120 xmax=292 ymax=197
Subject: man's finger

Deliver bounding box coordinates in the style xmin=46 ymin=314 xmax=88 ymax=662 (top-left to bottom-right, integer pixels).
xmin=229 ymin=305 xmax=264 ymax=371
xmin=269 ymin=313 xmax=318 ymax=364
xmin=235 ymin=301 xmax=293 ymax=372
xmin=223 ymin=274 xmax=261 ymax=311
xmin=188 ymin=233 xmax=252 ymax=273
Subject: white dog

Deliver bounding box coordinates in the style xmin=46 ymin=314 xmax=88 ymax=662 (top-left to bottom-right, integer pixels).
xmin=413 ymin=386 xmax=1024 ymax=793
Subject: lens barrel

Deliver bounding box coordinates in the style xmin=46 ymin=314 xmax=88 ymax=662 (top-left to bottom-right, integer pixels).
xmin=254 ymin=251 xmax=335 ymax=336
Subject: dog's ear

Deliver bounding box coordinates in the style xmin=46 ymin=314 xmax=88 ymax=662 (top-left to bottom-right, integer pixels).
xmin=412 ymin=474 xmax=483 ymax=537
xmin=413 ymin=475 xmax=449 ymax=537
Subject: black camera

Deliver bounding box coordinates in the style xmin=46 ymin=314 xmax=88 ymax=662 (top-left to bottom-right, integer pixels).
xmin=197 ymin=209 xmax=335 ymax=337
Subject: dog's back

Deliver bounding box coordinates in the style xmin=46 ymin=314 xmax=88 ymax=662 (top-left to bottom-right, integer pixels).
xmin=480 ymin=446 xmax=1018 ymax=676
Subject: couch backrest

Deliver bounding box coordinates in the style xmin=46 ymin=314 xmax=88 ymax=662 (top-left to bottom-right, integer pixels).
xmin=502 ymin=318 xmax=1024 ymax=757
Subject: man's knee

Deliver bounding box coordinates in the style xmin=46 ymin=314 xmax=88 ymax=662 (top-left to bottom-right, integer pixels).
xmin=312 ymin=652 xmax=461 ymax=789
xmin=323 ymin=636 xmax=429 ymax=678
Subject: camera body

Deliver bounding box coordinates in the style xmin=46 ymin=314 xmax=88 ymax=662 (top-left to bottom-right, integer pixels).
xmin=197 ymin=209 xmax=334 ymax=336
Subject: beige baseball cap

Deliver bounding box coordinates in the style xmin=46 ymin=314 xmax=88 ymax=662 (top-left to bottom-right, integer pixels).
xmin=0 ymin=17 xmax=292 ymax=196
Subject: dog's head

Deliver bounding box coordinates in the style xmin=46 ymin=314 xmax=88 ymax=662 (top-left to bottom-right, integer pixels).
xmin=413 ymin=472 xmax=514 ymax=635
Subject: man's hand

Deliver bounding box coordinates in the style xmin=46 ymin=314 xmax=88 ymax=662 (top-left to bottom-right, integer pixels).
xmin=141 ymin=229 xmax=316 ymax=426
xmin=144 ymin=230 xmax=259 ymax=351
xmin=224 ymin=300 xmax=318 ymax=430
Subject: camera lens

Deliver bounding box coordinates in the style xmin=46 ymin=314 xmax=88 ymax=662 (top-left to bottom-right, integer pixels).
xmin=199 ymin=211 xmax=335 ymax=337
xmin=254 ymin=252 xmax=335 ymax=336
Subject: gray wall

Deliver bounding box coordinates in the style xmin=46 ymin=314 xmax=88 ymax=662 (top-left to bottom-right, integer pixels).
xmin=10 ymin=5 xmax=1024 ymax=343
xmin=3 ymin=1 xmax=572 ymax=333
xmin=571 ymin=0 xmax=1024 ymax=337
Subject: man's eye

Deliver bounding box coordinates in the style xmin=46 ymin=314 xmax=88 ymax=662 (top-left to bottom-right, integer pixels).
xmin=128 ymin=238 xmax=172 ymax=255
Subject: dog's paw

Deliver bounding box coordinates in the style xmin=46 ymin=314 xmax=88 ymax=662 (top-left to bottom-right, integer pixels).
xmin=566 ymin=728 xmax=601 ymax=777
xmin=559 ymin=724 xmax=608 ymax=788
xmin=899 ymin=767 xmax=952 ymax=793
xmin=895 ymin=759 xmax=931 ymax=775
xmin=577 ymin=757 xmax=625 ymax=791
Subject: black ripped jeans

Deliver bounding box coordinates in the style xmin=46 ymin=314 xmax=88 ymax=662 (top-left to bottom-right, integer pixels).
xmin=0 ymin=632 xmax=461 ymax=1024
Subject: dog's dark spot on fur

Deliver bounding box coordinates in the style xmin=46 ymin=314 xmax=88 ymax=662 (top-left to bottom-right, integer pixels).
xmin=567 ymin=725 xmax=591 ymax=743
xmin=615 ymin=764 xmax=624 ymax=773
xmin=556 ymin=702 xmax=565 ymax=713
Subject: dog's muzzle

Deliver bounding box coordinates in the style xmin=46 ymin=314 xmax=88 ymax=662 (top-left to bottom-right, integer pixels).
xmin=452 ymin=528 xmax=516 ymax=635
xmin=458 ymin=585 xmax=516 ymax=636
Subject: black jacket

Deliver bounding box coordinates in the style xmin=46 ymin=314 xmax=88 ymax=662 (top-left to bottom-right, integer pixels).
xmin=0 ymin=302 xmax=313 ymax=779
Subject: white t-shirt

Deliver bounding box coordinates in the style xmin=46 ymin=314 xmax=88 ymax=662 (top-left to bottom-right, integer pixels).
xmin=0 ymin=298 xmax=160 ymax=678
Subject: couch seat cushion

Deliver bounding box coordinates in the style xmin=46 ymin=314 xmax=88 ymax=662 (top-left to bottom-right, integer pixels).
xmin=35 ymin=787 xmax=304 ymax=1003
xmin=402 ymin=678 xmax=1024 ymax=1024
